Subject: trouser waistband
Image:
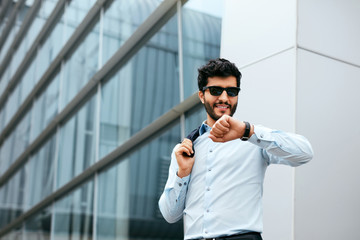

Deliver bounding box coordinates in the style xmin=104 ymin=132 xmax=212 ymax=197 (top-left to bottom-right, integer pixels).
xmin=202 ymin=232 xmax=262 ymax=240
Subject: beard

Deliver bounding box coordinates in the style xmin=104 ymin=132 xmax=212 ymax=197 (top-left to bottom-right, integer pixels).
xmin=203 ymin=97 xmax=238 ymax=122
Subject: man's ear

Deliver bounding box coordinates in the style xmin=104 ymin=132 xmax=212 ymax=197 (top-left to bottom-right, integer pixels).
xmin=198 ymin=91 xmax=204 ymax=104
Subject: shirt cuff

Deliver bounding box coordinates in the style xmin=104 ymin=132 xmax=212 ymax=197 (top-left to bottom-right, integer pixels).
xmin=248 ymin=125 xmax=275 ymax=148
xmin=168 ymin=173 xmax=190 ymax=198
xmin=175 ymin=173 xmax=190 ymax=188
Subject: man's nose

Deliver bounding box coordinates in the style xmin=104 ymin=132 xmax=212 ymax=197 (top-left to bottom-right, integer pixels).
xmin=218 ymin=90 xmax=229 ymax=101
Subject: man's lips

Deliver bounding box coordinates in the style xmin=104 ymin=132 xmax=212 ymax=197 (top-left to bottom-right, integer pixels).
xmin=214 ymin=104 xmax=230 ymax=110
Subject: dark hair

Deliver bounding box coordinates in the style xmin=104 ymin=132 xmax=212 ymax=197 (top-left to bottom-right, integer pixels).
xmin=197 ymin=58 xmax=242 ymax=91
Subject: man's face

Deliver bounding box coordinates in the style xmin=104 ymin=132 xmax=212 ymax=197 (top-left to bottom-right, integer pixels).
xmin=198 ymin=76 xmax=238 ymax=126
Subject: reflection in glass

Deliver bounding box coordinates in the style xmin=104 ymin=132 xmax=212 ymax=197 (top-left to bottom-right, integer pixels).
xmin=99 ymin=13 xmax=179 ymax=158
xmin=185 ymin=102 xmax=206 ymax=135
xmin=64 ymin=0 xmax=96 ymax=44
xmin=0 ymin=226 xmax=22 ymax=240
xmin=57 ymin=96 xmax=96 ymax=189
xmin=0 ymin=108 xmax=4 ymax=133
xmin=0 ymin=167 xmax=25 ymax=230
xmin=0 ymin=133 xmax=14 ymax=177
xmin=52 ymin=180 xmax=93 ymax=240
xmin=4 ymin=84 xmax=20 ymax=127
xmin=19 ymin=58 xmax=36 ymax=104
xmin=97 ymin=158 xmax=129 ymax=239
xmin=101 ymin=0 xmax=161 ymax=65
xmin=7 ymin=0 xmax=58 ymax=104
xmin=8 ymin=2 xmax=31 ymax=78
xmin=0 ymin=109 xmax=30 ymax=176
xmin=61 ymin=21 xmax=99 ymax=110
xmin=0 ymin=26 xmax=15 ymax=63
xmin=10 ymin=38 xmax=26 ymax=81
xmin=24 ymin=207 xmax=52 ymax=240
xmin=24 ymin=135 xmax=56 ymax=210
xmin=0 ymin=69 xmax=9 ymax=97
xmin=30 ymin=72 xmax=59 ymax=142
xmin=97 ymin=122 xmax=183 ymax=240
xmin=182 ymin=0 xmax=223 ymax=98
xmin=12 ymin=110 xmax=31 ymax=166
xmin=27 ymin=0 xmax=58 ymax=53
xmin=36 ymin=19 xmax=63 ymax=84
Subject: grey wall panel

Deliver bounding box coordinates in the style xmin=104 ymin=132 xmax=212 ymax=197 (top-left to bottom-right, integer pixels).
xmin=298 ymin=0 xmax=360 ymax=66
xmin=295 ymin=49 xmax=360 ymax=240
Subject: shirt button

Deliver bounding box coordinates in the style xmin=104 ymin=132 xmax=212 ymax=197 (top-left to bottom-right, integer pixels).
xmin=206 ymin=209 xmax=210 ymax=212
xmin=207 ymin=187 xmax=210 ymax=191
xmin=184 ymin=182 xmax=187 ymax=185
xmin=178 ymin=183 xmax=182 ymax=187
xmin=208 ymin=168 xmax=212 ymax=172
xmin=260 ymin=134 xmax=264 ymax=138
xmin=257 ymin=139 xmax=261 ymax=143
xmin=209 ymin=149 xmax=213 ymax=153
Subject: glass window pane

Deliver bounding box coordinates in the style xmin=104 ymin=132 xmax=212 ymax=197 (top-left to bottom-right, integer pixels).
xmin=24 ymin=135 xmax=56 ymax=210
xmin=24 ymin=206 xmax=52 ymax=240
xmin=0 ymin=1 xmax=28 ymax=63
xmin=101 ymin=0 xmax=161 ymax=65
xmin=99 ymin=13 xmax=179 ymax=158
xmin=0 ymin=167 xmax=25 ymax=230
xmin=57 ymin=96 xmax=97 ymax=188
xmin=0 ymin=27 xmax=15 ymax=63
xmin=61 ymin=21 xmax=99 ymax=110
xmin=182 ymin=0 xmax=223 ymax=98
xmin=10 ymin=38 xmax=27 ymax=80
xmin=19 ymin=56 xmax=36 ymax=104
xmin=12 ymin=110 xmax=31 ymax=164
xmin=52 ymin=180 xmax=93 ymax=240
xmin=185 ymin=102 xmax=206 ymax=134
xmin=0 ymin=133 xmax=14 ymax=177
xmin=4 ymin=83 xmax=20 ymax=126
xmin=97 ymin=122 xmax=183 ymax=240
xmin=0 ymin=226 xmax=22 ymax=240
xmin=0 ymin=108 xmax=5 ymax=136
xmin=26 ymin=0 xmax=57 ymax=53
xmin=36 ymin=20 xmax=64 ymax=83
xmin=0 ymin=68 xmax=10 ymax=97
xmin=0 ymin=108 xmax=30 ymax=178
xmin=6 ymin=2 xmax=31 ymax=79
xmin=30 ymin=71 xmax=60 ymax=142
xmin=64 ymin=0 xmax=96 ymax=43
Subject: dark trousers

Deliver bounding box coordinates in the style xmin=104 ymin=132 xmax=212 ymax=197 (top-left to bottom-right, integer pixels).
xmin=204 ymin=232 xmax=262 ymax=240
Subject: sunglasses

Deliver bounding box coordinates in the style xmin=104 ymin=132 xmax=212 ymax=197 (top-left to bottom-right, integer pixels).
xmin=202 ymin=86 xmax=241 ymax=97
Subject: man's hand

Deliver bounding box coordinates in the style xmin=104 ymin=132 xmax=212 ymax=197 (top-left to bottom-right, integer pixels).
xmin=209 ymin=115 xmax=252 ymax=142
xmin=174 ymin=138 xmax=195 ymax=178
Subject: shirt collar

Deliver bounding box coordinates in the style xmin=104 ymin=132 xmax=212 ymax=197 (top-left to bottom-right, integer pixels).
xmin=199 ymin=121 xmax=211 ymax=136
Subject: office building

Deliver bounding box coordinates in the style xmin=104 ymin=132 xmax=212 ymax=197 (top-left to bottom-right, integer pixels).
xmin=1 ymin=0 xmax=359 ymax=239
xmin=0 ymin=0 xmax=221 ymax=239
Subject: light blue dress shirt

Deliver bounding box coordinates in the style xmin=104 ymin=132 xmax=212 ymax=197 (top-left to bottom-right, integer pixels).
xmin=159 ymin=122 xmax=313 ymax=240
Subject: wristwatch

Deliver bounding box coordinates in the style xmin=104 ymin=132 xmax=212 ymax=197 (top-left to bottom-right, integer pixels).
xmin=240 ymin=121 xmax=251 ymax=141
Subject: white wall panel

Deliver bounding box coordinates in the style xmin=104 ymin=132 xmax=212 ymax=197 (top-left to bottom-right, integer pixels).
xmin=295 ymin=49 xmax=360 ymax=240
xmin=298 ymin=0 xmax=360 ymax=66
xmin=232 ymin=49 xmax=296 ymax=240
xmin=234 ymin=49 xmax=296 ymax=131
xmin=222 ymin=0 xmax=296 ymax=67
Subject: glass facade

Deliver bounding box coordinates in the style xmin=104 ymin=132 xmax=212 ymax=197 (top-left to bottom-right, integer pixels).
xmin=0 ymin=0 xmax=223 ymax=239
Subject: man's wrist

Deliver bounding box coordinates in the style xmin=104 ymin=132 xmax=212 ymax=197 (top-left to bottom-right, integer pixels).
xmin=177 ymin=170 xmax=190 ymax=178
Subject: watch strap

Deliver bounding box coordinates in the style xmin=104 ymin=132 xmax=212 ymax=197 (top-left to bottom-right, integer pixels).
xmin=241 ymin=121 xmax=251 ymax=141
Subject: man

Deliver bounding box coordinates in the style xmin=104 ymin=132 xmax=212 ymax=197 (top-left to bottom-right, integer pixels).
xmin=158 ymin=58 xmax=313 ymax=240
